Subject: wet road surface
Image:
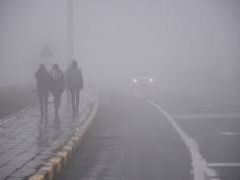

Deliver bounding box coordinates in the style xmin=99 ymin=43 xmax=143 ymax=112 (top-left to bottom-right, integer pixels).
xmin=58 ymin=92 xmax=192 ymax=180
xmin=0 ymin=91 xmax=93 ymax=180
xmin=152 ymin=91 xmax=240 ymax=180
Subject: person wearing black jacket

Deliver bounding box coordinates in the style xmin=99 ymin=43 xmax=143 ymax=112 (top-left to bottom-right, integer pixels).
xmin=66 ymin=60 xmax=84 ymax=116
xmin=50 ymin=64 xmax=65 ymax=117
xmin=35 ymin=64 xmax=51 ymax=119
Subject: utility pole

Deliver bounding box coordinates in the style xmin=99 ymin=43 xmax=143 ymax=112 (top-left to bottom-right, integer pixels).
xmin=67 ymin=0 xmax=74 ymax=61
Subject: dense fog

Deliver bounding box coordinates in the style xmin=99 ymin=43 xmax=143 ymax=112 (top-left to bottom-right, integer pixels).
xmin=0 ymin=0 xmax=68 ymax=86
xmin=0 ymin=0 xmax=240 ymax=90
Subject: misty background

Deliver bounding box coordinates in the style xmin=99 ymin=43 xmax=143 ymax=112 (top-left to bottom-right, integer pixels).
xmin=0 ymin=0 xmax=240 ymax=90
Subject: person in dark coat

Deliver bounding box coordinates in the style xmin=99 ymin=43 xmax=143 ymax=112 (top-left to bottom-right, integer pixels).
xmin=67 ymin=60 xmax=84 ymax=116
xmin=50 ymin=64 xmax=65 ymax=117
xmin=34 ymin=64 xmax=51 ymax=119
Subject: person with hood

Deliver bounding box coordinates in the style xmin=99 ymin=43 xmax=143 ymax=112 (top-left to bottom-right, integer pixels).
xmin=50 ymin=64 xmax=65 ymax=117
xmin=34 ymin=64 xmax=51 ymax=119
xmin=67 ymin=60 xmax=84 ymax=116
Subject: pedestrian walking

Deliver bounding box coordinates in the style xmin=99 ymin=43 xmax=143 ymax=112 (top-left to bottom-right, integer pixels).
xmin=50 ymin=64 xmax=65 ymax=118
xmin=67 ymin=60 xmax=84 ymax=116
xmin=64 ymin=62 xmax=72 ymax=103
xmin=34 ymin=64 xmax=51 ymax=119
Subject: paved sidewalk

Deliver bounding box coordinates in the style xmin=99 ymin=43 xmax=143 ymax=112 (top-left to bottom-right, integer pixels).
xmin=0 ymin=90 xmax=96 ymax=180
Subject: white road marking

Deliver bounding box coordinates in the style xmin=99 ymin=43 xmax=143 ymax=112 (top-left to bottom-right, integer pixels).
xmin=219 ymin=131 xmax=240 ymax=136
xmin=0 ymin=115 xmax=17 ymax=126
xmin=145 ymin=99 xmax=218 ymax=180
xmin=208 ymin=163 xmax=240 ymax=167
xmin=172 ymin=113 xmax=240 ymax=120
xmin=20 ymin=108 xmax=27 ymax=112
xmin=219 ymin=132 xmax=235 ymax=135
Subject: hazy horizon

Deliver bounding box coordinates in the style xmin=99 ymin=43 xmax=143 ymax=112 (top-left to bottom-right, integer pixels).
xmin=0 ymin=0 xmax=240 ymax=89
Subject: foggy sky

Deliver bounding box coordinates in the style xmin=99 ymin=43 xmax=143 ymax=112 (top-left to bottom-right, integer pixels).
xmin=0 ymin=0 xmax=240 ymax=89
xmin=75 ymin=0 xmax=240 ymax=87
xmin=0 ymin=0 xmax=68 ymax=85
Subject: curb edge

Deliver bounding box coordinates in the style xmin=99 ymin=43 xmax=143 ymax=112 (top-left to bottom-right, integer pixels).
xmin=28 ymin=97 xmax=99 ymax=180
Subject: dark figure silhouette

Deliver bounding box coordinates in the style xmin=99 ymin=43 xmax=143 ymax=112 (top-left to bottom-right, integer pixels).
xmin=64 ymin=62 xmax=72 ymax=103
xmin=35 ymin=64 xmax=51 ymax=119
xmin=67 ymin=60 xmax=84 ymax=116
xmin=50 ymin=64 xmax=65 ymax=117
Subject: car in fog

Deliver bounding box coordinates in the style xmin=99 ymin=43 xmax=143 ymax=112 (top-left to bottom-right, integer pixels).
xmin=130 ymin=76 xmax=155 ymax=88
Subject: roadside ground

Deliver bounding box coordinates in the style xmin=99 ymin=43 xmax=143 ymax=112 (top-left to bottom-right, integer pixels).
xmin=0 ymin=90 xmax=97 ymax=180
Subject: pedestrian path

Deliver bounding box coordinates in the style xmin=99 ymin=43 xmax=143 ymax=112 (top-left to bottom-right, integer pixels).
xmin=0 ymin=90 xmax=96 ymax=180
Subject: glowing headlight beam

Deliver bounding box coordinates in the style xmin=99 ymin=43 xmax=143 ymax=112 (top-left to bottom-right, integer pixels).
xmin=133 ymin=79 xmax=138 ymax=82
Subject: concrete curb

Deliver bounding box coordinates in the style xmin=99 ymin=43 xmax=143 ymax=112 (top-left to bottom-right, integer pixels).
xmin=28 ymin=97 xmax=99 ymax=180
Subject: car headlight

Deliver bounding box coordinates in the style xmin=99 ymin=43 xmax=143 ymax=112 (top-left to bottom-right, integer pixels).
xmin=133 ymin=79 xmax=138 ymax=83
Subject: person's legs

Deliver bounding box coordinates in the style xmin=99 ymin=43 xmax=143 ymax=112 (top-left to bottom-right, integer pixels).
xmin=39 ymin=93 xmax=44 ymax=117
xmin=76 ymin=88 xmax=80 ymax=114
xmin=53 ymin=93 xmax=58 ymax=116
xmin=57 ymin=93 xmax=62 ymax=111
xmin=43 ymin=92 xmax=49 ymax=118
xmin=66 ymin=87 xmax=71 ymax=103
xmin=70 ymin=88 xmax=76 ymax=113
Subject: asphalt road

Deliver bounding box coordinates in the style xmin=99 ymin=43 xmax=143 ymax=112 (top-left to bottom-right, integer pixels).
xmin=57 ymin=92 xmax=192 ymax=180
xmin=151 ymin=91 xmax=240 ymax=180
